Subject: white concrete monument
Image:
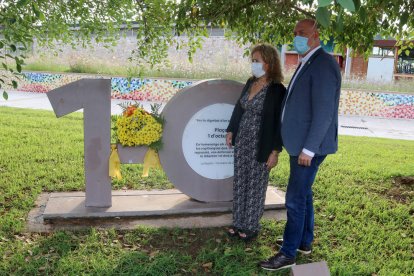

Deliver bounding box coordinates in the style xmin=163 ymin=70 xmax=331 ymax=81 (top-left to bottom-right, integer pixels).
xmin=47 ymin=79 xmax=243 ymax=207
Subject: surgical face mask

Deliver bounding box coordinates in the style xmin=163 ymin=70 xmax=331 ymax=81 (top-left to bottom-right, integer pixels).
xmin=251 ymin=62 xmax=266 ymax=78
xmin=293 ymin=35 xmax=310 ymax=55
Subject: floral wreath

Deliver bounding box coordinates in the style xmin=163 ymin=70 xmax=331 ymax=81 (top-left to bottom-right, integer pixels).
xmin=111 ymin=103 xmax=164 ymax=151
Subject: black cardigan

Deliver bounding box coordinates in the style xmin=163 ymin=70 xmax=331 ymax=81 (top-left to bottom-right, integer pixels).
xmin=226 ymin=79 xmax=286 ymax=162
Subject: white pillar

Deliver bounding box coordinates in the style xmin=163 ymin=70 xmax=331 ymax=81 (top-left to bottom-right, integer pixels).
xmin=281 ymin=44 xmax=288 ymax=70
xmin=344 ymin=48 xmax=352 ymax=79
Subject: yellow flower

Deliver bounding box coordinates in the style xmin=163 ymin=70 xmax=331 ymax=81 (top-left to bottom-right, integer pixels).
xmin=117 ymin=107 xmax=162 ymax=147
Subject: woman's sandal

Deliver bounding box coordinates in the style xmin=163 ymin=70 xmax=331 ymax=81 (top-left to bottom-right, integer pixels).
xmin=227 ymin=226 xmax=239 ymax=238
xmin=238 ymin=229 xmax=259 ymax=242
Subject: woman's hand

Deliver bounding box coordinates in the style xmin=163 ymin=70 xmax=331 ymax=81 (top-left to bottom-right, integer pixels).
xmin=226 ymin=132 xmax=233 ymax=148
xmin=266 ymin=151 xmax=279 ymax=170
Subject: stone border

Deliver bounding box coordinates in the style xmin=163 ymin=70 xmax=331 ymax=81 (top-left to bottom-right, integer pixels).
xmin=26 ymin=188 xmax=286 ymax=233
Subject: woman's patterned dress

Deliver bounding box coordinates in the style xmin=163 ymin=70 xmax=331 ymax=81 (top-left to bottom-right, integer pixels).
xmin=233 ymin=83 xmax=270 ymax=233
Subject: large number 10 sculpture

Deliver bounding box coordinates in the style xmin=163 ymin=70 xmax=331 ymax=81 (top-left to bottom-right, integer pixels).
xmin=47 ymin=79 xmax=242 ymax=207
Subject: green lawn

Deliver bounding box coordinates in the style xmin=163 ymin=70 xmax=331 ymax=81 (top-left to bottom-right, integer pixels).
xmin=0 ymin=107 xmax=413 ymax=275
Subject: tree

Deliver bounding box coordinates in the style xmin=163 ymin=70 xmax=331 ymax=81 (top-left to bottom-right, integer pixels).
xmin=1 ymin=0 xmax=413 ymax=99
xmin=178 ymin=0 xmax=414 ymax=54
xmin=0 ymin=0 xmax=182 ymax=99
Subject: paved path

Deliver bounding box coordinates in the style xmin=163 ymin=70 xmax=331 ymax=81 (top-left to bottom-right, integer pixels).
xmin=2 ymin=90 xmax=414 ymax=141
xmin=0 ymin=90 xmax=151 ymax=115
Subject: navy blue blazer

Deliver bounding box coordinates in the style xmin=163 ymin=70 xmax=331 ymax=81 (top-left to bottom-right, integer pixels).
xmin=281 ymin=48 xmax=341 ymax=156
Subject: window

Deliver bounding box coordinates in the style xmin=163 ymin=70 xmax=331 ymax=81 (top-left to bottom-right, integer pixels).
xmin=372 ymin=47 xmax=394 ymax=57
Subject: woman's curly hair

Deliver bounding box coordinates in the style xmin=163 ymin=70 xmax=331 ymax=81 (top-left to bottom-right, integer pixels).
xmin=251 ymin=43 xmax=284 ymax=83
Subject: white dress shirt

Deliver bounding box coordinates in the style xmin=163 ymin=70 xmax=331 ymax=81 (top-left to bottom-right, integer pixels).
xmin=282 ymin=46 xmax=321 ymax=158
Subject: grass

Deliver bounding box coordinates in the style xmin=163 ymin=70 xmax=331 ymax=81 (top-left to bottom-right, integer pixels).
xmin=23 ymin=55 xmax=251 ymax=82
xmin=0 ymin=106 xmax=413 ymax=275
xmin=21 ymin=55 xmax=414 ymax=94
xmin=341 ymin=78 xmax=414 ymax=94
xmin=23 ymin=60 xmax=70 ymax=74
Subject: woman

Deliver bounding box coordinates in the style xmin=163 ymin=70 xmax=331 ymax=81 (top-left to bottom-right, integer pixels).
xmin=226 ymin=43 xmax=286 ymax=241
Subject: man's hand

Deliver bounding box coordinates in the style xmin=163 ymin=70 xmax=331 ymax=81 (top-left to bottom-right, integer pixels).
xmin=298 ymin=152 xmax=312 ymax=166
xmin=226 ymin=132 xmax=233 ymax=148
xmin=266 ymin=151 xmax=279 ymax=170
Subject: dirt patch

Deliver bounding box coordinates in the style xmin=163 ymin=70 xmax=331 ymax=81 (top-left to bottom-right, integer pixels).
xmin=394 ymin=176 xmax=414 ymax=186
xmin=140 ymin=228 xmax=228 ymax=258
xmin=386 ymin=176 xmax=414 ymax=204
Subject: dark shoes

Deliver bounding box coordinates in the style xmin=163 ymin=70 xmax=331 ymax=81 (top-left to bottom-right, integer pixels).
xmin=226 ymin=227 xmax=258 ymax=242
xmin=276 ymin=238 xmax=312 ymax=255
xmin=227 ymin=226 xmax=239 ymax=238
xmin=238 ymin=229 xmax=258 ymax=242
xmin=259 ymin=252 xmax=296 ymax=271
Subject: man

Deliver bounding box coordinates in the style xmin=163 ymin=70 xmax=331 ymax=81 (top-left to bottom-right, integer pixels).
xmin=260 ymin=19 xmax=341 ymax=271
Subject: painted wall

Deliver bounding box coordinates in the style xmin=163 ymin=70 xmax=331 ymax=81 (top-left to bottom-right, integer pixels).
xmin=12 ymin=72 xmax=414 ymax=119
xmin=366 ymin=57 xmax=395 ymax=83
xmin=19 ymin=72 xmax=193 ymax=103
xmin=339 ymin=90 xmax=414 ymax=119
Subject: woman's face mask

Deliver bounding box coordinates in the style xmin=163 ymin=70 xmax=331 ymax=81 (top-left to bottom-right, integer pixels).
xmin=251 ymin=62 xmax=266 ymax=78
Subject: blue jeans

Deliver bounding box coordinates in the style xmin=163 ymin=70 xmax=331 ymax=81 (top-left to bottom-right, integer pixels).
xmin=280 ymin=155 xmax=326 ymax=258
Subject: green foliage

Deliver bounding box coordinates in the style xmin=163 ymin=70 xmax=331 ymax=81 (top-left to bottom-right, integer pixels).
xmin=337 ymin=0 xmax=356 ymax=12
xmin=1 ymin=0 xmax=414 ymax=101
xmin=318 ymin=0 xmax=333 ymax=8
xmin=148 ymin=103 xmax=166 ymax=151
xmin=0 ymin=0 xmax=201 ymax=98
xmin=178 ymin=0 xmax=413 ymax=56
xmin=110 ymin=114 xmax=121 ymax=144
xmin=316 ymin=7 xmax=331 ymax=28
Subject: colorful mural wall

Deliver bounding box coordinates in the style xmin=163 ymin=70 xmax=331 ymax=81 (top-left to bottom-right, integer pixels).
xmin=12 ymin=72 xmax=414 ymax=119
xmin=339 ymin=90 xmax=414 ymax=119
xmin=19 ymin=72 xmax=193 ymax=103
xmin=111 ymin=77 xmax=193 ymax=102
xmin=19 ymin=73 xmax=85 ymax=93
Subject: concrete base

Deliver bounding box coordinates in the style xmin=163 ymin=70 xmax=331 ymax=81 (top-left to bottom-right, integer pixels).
xmin=27 ymin=187 xmax=286 ymax=232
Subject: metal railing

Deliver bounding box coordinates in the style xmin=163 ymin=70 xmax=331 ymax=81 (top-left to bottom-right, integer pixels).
xmin=397 ymin=59 xmax=414 ymax=74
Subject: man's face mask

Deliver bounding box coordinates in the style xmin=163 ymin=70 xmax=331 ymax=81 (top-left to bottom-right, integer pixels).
xmin=293 ymin=21 xmax=317 ymax=55
xmin=293 ymin=36 xmax=310 ymax=55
